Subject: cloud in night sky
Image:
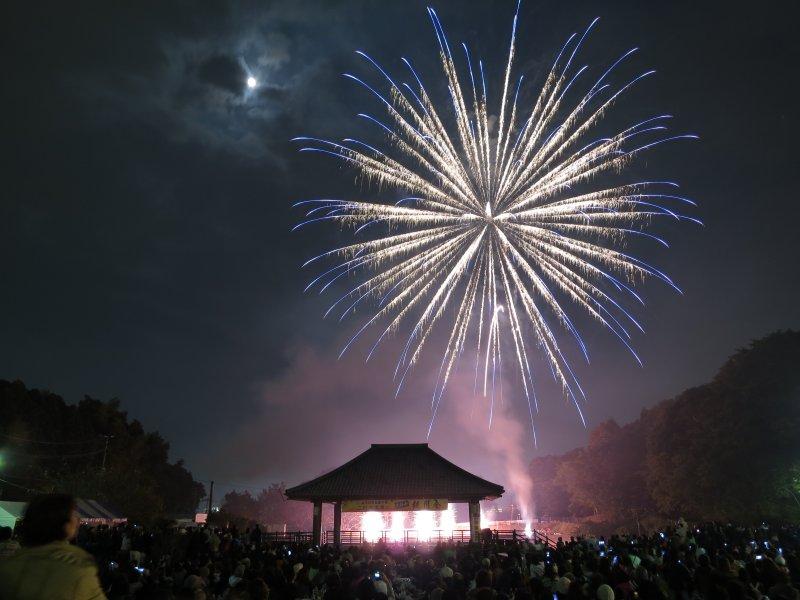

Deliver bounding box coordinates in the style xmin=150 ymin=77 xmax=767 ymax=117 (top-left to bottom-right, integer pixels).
xmin=49 ymin=1 xmax=368 ymax=164
xmin=197 ymin=55 xmax=247 ymax=94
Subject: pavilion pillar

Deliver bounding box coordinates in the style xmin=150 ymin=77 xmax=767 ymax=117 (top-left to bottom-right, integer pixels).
xmin=312 ymin=501 xmax=322 ymax=546
xmin=468 ymin=500 xmax=481 ymax=543
xmin=333 ymin=501 xmax=342 ymax=547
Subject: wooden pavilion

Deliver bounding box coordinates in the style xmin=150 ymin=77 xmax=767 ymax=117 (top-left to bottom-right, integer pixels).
xmin=285 ymin=443 xmax=504 ymax=545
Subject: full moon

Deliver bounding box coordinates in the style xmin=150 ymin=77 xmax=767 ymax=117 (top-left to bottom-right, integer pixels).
xmin=246 ymin=76 xmax=258 ymax=89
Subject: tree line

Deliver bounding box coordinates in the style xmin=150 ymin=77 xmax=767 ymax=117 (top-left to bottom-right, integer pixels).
xmin=531 ymin=330 xmax=800 ymax=525
xmin=215 ymin=484 xmax=311 ymax=531
xmin=0 ymin=380 xmax=205 ymax=523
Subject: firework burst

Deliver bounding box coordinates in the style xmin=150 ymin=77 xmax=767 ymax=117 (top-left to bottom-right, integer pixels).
xmin=293 ymin=5 xmax=700 ymax=441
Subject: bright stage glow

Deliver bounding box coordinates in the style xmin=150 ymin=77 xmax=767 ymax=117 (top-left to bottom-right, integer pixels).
xmin=246 ymin=76 xmax=258 ymax=89
xmin=439 ymin=507 xmax=457 ymax=537
xmin=362 ymin=511 xmax=384 ymax=542
xmin=414 ymin=510 xmax=435 ymax=542
xmin=296 ymin=6 xmax=698 ymax=438
xmin=361 ymin=510 xmax=456 ymax=543
xmin=389 ymin=511 xmax=405 ymax=542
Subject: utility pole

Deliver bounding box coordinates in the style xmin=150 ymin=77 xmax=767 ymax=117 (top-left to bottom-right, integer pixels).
xmin=207 ymin=480 xmax=214 ymax=516
xmin=101 ymin=435 xmax=114 ymax=471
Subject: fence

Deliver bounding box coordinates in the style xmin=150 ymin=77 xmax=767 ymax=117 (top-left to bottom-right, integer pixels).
xmin=322 ymin=529 xmax=472 ymax=545
xmin=262 ymin=531 xmax=313 ymax=543
xmin=313 ymin=529 xmax=556 ymax=547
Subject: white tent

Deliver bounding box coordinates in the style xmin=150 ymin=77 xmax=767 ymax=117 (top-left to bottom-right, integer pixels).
xmin=0 ymin=501 xmax=26 ymax=529
xmin=0 ymin=498 xmax=125 ymax=528
xmin=75 ymin=498 xmax=125 ymax=524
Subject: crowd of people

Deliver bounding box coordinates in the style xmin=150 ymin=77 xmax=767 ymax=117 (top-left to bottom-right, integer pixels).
xmin=1 ymin=495 xmax=800 ymax=600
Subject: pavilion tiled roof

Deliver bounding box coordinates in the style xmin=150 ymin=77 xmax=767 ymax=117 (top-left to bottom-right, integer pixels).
xmin=285 ymin=443 xmax=504 ymax=502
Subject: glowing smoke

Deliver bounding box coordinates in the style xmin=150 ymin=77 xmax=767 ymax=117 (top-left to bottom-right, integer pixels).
xmin=454 ymin=375 xmax=535 ymax=532
xmin=485 ymin=408 xmax=535 ymax=530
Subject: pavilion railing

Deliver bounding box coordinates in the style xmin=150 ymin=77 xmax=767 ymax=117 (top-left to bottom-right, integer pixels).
xmin=263 ymin=529 xmax=555 ymax=546
xmin=493 ymin=529 xmax=556 ymax=548
xmin=531 ymin=530 xmax=556 ymax=548
xmin=323 ymin=529 xmax=470 ymax=545
xmin=263 ymin=531 xmax=313 ymax=543
xmin=320 ymin=528 xmax=554 ymax=546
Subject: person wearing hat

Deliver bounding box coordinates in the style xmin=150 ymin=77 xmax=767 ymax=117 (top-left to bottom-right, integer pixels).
xmin=555 ymin=576 xmax=571 ymax=597
xmin=184 ymin=574 xmax=207 ymax=600
xmin=374 ymin=578 xmax=389 ymax=598
xmin=229 ymin=563 xmax=246 ymax=588
xmin=596 ymin=583 xmax=615 ymax=600
xmin=468 ymin=569 xmax=495 ymax=600
xmin=529 ymin=559 xmax=545 ymax=578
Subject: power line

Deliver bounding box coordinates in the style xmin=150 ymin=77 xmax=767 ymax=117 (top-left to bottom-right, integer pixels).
xmin=0 ymin=433 xmax=103 ymax=446
xmin=101 ymin=435 xmax=113 ymax=471
xmin=0 ymin=472 xmax=52 ymax=483
xmin=1 ymin=448 xmax=106 ymax=459
xmin=195 ymin=477 xmax=274 ymax=492
xmin=0 ymin=476 xmax=38 ymax=493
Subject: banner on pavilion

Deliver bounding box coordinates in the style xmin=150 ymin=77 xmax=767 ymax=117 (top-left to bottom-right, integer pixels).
xmin=341 ymin=499 xmax=448 ymax=512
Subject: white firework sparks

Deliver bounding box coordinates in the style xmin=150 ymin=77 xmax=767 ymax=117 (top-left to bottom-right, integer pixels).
xmin=293 ymin=5 xmax=699 ymax=441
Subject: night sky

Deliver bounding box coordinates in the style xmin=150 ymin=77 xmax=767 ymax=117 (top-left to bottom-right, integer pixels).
xmin=3 ymin=0 xmax=798 ymax=497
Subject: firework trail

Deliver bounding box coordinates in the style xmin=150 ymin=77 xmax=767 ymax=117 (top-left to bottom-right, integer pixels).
xmin=293 ymin=4 xmax=699 ymax=440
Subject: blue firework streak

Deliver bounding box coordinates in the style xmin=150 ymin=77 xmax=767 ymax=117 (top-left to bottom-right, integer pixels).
xmin=292 ymin=4 xmax=700 ymax=441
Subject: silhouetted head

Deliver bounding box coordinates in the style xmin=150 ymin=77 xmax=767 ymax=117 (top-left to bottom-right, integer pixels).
xmin=20 ymin=494 xmax=78 ymax=546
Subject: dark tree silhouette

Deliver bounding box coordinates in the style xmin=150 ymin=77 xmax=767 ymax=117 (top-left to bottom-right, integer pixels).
xmin=0 ymin=380 xmax=205 ymax=522
xmin=530 ymin=330 xmax=800 ymax=524
xmin=219 ymin=483 xmax=310 ymax=529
